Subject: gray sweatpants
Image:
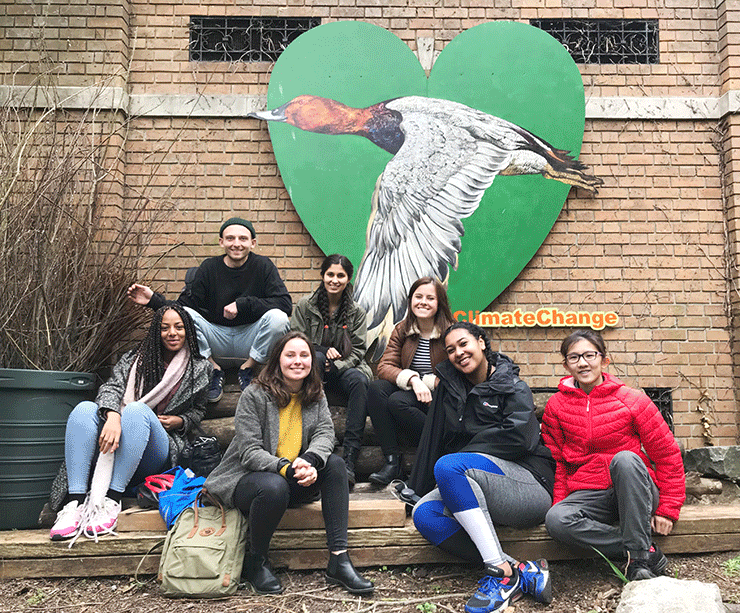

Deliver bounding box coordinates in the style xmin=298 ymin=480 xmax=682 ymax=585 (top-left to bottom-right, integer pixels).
xmin=545 ymin=450 xmax=660 ymax=557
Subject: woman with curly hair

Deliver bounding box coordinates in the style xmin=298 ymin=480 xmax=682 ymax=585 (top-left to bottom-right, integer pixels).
xmin=204 ymin=331 xmax=373 ymax=596
xmin=291 ymin=254 xmax=371 ymax=486
xmin=410 ymin=322 xmax=555 ymax=613
xmin=49 ymin=303 xmax=211 ymax=541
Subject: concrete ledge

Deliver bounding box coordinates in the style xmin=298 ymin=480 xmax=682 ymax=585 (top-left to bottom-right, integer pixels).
xmin=1 ymin=84 xmax=738 ymax=120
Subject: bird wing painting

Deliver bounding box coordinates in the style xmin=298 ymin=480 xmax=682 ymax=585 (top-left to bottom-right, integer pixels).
xmin=250 ymin=94 xmax=602 ymax=357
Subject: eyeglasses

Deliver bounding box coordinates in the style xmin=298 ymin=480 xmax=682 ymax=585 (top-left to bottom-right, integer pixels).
xmin=565 ymin=351 xmax=602 ymax=365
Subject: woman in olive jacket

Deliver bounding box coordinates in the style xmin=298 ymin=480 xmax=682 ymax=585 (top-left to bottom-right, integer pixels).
xmin=291 ymin=254 xmax=372 ymax=485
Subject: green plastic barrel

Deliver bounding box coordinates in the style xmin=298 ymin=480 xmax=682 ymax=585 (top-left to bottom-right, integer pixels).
xmin=0 ymin=369 xmax=96 ymax=530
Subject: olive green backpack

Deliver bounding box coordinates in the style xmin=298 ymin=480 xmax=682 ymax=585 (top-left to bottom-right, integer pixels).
xmin=158 ymin=490 xmax=247 ymax=598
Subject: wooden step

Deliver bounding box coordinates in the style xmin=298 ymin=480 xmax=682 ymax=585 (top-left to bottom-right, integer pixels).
xmin=117 ymin=496 xmax=407 ymax=532
xmin=2 ymin=504 xmax=738 ymax=579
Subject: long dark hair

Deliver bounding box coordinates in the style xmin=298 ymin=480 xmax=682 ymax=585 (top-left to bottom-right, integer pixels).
xmin=316 ymin=254 xmax=354 ymax=357
xmin=255 ymin=331 xmax=324 ymax=408
xmin=560 ymin=329 xmax=608 ymax=359
xmin=444 ymin=321 xmax=497 ymax=379
xmin=401 ymin=276 xmax=454 ymax=336
xmin=134 ymin=303 xmax=201 ymax=399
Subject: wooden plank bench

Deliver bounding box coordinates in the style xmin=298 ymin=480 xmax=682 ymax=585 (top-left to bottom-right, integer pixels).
xmin=2 ymin=502 xmax=738 ymax=580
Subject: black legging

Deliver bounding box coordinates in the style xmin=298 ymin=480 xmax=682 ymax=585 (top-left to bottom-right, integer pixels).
xmin=367 ymin=379 xmax=428 ymax=456
xmin=316 ymin=350 xmax=369 ymax=451
xmin=232 ymin=453 xmax=349 ymax=556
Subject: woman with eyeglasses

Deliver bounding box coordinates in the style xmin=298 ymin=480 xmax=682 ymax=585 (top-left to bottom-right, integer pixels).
xmin=541 ymin=330 xmax=685 ymax=582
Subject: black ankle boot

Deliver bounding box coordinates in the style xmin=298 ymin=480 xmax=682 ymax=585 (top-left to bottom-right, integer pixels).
xmin=326 ymin=551 xmax=374 ymax=595
xmin=368 ymin=454 xmax=401 ymax=486
xmin=243 ymin=552 xmax=284 ymax=594
xmin=343 ymin=446 xmax=360 ymax=487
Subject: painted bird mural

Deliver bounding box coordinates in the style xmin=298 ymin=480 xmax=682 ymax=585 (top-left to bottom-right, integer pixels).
xmin=249 ymin=95 xmax=603 ymax=357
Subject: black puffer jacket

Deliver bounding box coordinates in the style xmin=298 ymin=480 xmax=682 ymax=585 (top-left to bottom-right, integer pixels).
xmin=408 ymin=353 xmax=555 ymax=498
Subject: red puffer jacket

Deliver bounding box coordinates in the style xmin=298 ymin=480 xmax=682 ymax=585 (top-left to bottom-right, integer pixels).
xmin=542 ymin=372 xmax=685 ymax=522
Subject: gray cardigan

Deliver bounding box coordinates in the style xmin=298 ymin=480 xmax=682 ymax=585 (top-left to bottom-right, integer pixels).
xmin=204 ymin=384 xmax=335 ymax=507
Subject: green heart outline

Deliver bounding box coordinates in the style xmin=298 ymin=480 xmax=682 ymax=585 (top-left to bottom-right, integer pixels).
xmin=265 ymin=20 xmax=585 ymax=312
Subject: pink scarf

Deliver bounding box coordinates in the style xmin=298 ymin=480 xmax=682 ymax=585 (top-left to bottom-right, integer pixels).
xmin=69 ymin=346 xmax=190 ymax=548
xmin=121 ymin=346 xmax=189 ymax=410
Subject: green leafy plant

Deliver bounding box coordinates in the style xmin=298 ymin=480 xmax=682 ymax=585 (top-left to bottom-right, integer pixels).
xmin=26 ymin=590 xmax=47 ymax=606
xmin=591 ymin=546 xmax=628 ymax=584
xmin=724 ymin=554 xmax=740 ymax=577
xmin=416 ymin=603 xmax=437 ymax=613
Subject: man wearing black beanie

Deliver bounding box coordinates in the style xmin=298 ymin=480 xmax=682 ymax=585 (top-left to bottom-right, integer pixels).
xmin=128 ymin=217 xmax=292 ymax=402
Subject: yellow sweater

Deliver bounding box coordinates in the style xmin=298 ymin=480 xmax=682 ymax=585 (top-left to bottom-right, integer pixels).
xmin=276 ymin=394 xmax=302 ymax=477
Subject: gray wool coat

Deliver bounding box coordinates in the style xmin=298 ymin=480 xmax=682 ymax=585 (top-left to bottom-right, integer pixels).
xmin=204 ymin=384 xmax=336 ymax=507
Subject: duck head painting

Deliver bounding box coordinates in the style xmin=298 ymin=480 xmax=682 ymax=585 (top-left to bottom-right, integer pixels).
xmin=251 ymin=21 xmax=601 ymax=357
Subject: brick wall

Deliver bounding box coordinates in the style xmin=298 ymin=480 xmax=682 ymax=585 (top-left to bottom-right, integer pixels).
xmin=0 ymin=0 xmax=130 ymax=88
xmin=126 ymin=0 xmax=720 ymax=97
xmin=1 ymin=0 xmax=738 ymax=447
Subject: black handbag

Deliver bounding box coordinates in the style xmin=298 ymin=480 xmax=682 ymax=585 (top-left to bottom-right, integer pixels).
xmin=179 ymin=433 xmax=222 ymax=477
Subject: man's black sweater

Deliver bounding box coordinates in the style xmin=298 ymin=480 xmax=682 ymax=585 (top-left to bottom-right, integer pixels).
xmin=149 ymin=253 xmax=292 ymax=326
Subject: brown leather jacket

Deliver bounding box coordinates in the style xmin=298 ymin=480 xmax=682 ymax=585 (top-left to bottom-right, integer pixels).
xmin=376 ymin=322 xmax=448 ymax=391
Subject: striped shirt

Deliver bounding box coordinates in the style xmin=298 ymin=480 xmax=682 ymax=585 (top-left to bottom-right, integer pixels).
xmin=409 ymin=337 xmax=433 ymax=376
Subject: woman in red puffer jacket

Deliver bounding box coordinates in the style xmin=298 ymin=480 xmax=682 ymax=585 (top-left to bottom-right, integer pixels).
xmin=541 ymin=330 xmax=685 ymax=582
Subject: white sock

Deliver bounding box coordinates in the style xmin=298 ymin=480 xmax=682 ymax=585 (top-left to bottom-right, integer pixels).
xmin=452 ymin=507 xmax=505 ymax=566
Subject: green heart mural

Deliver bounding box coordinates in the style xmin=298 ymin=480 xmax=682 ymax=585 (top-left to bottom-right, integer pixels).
xmin=254 ymin=20 xmax=598 ymax=350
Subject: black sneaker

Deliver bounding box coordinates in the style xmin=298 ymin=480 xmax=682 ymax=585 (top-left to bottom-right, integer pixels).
xmin=625 ymin=556 xmax=657 ymax=581
xmin=648 ymin=543 xmax=668 ymax=576
xmin=208 ymin=369 xmax=225 ymax=403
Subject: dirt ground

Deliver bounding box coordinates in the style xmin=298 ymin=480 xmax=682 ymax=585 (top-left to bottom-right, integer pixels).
xmin=1 ymin=549 xmax=739 ymax=613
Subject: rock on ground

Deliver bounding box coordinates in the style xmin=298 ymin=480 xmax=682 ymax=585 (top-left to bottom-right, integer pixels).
xmin=684 ymin=446 xmax=740 ymax=482
xmin=615 ymin=576 xmax=724 ymax=613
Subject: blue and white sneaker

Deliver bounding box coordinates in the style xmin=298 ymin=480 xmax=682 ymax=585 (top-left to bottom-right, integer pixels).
xmin=207 ymin=369 xmax=225 ymax=403
xmin=517 ymin=559 xmax=553 ymax=604
xmin=465 ymin=565 xmax=521 ymax=613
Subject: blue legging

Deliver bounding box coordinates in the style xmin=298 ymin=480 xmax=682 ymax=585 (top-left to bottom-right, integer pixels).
xmin=413 ymin=452 xmax=552 ymax=565
xmin=65 ymin=401 xmax=171 ymax=494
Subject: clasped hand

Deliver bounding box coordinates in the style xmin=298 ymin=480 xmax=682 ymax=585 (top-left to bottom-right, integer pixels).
xmin=291 ymin=457 xmax=317 ymax=487
xmin=325 ymin=347 xmax=341 ymax=371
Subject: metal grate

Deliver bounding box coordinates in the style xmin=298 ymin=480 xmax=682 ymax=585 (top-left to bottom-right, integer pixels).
xmin=189 ymin=16 xmax=321 ymax=63
xmin=530 ymin=19 xmax=659 ymax=64
xmin=644 ymin=387 xmax=674 ymax=432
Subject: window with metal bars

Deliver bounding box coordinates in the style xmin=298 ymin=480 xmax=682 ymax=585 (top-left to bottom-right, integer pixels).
xmin=643 ymin=387 xmax=674 ymax=432
xmin=189 ymin=16 xmax=321 ymax=63
xmin=530 ymin=19 xmax=659 ymax=64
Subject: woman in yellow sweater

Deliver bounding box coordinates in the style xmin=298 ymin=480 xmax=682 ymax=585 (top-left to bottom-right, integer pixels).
xmin=204 ymin=331 xmax=373 ymax=596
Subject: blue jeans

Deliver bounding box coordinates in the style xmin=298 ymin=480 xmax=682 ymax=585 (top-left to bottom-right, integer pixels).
xmin=184 ymin=307 xmax=290 ymax=365
xmin=65 ymin=401 xmax=170 ymax=494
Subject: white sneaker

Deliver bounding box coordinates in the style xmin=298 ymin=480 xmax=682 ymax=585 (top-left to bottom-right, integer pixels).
xmin=49 ymin=500 xmax=82 ymax=540
xmin=82 ymin=496 xmax=121 ymax=538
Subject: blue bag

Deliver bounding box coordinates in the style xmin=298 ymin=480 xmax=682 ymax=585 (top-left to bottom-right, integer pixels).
xmin=158 ymin=466 xmax=206 ymax=529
